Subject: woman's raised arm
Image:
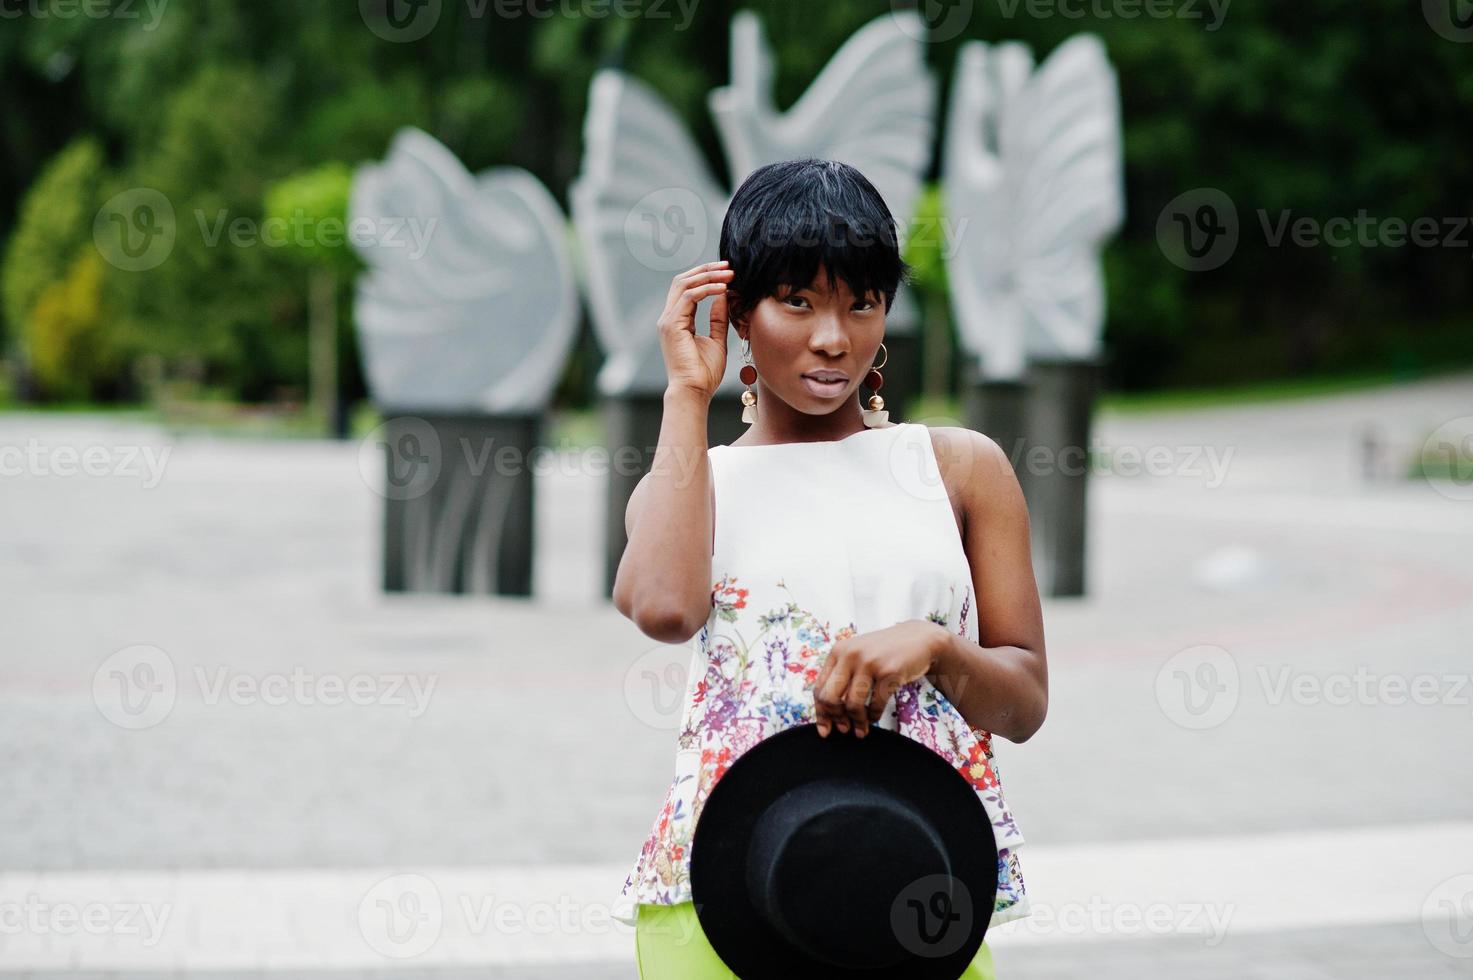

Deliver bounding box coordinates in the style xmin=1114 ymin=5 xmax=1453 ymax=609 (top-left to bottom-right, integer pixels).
xmin=612 ymin=261 xmax=734 ymax=643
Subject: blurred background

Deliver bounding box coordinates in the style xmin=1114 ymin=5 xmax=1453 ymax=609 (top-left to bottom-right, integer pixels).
xmin=4 ymin=0 xmax=1471 ymax=416
xmin=2 ymin=1 xmax=1470 ymax=977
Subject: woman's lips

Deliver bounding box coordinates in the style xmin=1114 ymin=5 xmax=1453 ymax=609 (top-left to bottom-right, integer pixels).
xmin=801 ymin=375 xmax=848 ymax=398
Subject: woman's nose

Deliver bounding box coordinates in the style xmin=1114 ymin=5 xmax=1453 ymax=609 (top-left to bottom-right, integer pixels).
xmin=809 ymin=314 xmax=848 ymax=354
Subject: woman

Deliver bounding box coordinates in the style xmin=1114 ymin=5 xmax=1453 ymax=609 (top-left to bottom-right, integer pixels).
xmin=610 ymin=159 xmax=1047 ymax=978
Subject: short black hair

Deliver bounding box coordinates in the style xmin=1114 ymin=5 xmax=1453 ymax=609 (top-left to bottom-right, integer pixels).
xmin=719 ymin=158 xmax=909 ymax=328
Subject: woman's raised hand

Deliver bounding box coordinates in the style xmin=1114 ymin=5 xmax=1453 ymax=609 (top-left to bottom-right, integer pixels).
xmin=657 ymin=260 xmax=735 ymax=400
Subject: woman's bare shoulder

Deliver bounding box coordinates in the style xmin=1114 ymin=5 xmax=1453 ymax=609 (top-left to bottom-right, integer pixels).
xmin=921 ymin=424 xmax=1012 ymax=475
xmin=921 ymin=425 xmax=1022 ymax=518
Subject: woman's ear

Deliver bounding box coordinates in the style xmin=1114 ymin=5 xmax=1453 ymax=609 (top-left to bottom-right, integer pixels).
xmin=728 ymin=294 xmax=748 ymax=337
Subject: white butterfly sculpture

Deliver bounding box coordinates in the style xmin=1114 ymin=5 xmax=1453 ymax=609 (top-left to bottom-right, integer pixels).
xmin=572 ymin=10 xmax=937 ymax=397
xmin=943 ymin=34 xmax=1125 ymax=382
xmin=349 ymin=127 xmax=579 ymax=412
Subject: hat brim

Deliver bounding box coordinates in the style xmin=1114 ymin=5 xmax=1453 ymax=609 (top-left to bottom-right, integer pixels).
xmin=690 ymin=723 xmax=998 ymax=979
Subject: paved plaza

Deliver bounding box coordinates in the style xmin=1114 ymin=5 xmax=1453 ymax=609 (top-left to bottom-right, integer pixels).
xmin=1 ymin=372 xmax=1470 ymax=977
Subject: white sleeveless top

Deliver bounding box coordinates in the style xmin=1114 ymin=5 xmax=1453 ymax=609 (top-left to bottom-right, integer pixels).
xmin=610 ymin=421 xmax=1030 ymax=927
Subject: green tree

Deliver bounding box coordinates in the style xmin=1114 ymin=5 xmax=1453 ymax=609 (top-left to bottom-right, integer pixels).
xmin=1 ymin=138 xmax=106 ymax=361
xmin=264 ymin=162 xmax=361 ymax=435
xmin=28 ymin=251 xmax=125 ymax=401
xmin=108 ymin=62 xmax=302 ymax=399
xmin=902 ymin=183 xmax=957 ymax=399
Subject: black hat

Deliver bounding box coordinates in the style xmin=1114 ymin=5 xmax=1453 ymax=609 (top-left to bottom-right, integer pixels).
xmin=689 ymin=723 xmax=998 ymax=979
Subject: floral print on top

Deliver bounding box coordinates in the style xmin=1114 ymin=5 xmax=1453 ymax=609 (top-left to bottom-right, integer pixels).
xmin=611 ymin=569 xmax=1030 ymax=928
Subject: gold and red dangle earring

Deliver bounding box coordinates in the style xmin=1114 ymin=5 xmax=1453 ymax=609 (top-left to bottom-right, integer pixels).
xmin=861 ymin=341 xmax=888 ymax=427
xmin=740 ymin=338 xmax=758 ymax=424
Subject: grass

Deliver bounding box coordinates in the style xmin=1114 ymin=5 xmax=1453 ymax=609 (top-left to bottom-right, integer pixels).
xmin=544 ymin=406 xmax=606 ymax=450
xmin=903 ymin=392 xmax=966 ymax=423
xmin=1098 ymin=365 xmax=1470 ymax=414
xmin=1408 ymin=455 xmax=1473 ymax=484
xmin=0 ymin=398 xmax=329 ymax=439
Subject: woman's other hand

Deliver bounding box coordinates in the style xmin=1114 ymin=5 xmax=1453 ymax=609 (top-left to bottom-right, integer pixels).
xmin=657 ymin=260 xmax=735 ymax=400
xmin=811 ymin=620 xmax=947 ymax=738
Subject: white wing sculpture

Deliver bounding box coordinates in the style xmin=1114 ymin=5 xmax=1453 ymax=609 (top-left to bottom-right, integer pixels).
xmin=709 ymin=9 xmax=936 ymax=283
xmin=944 ymin=34 xmax=1125 ymax=381
xmin=350 ymin=127 xmax=578 ymax=412
xmin=572 ymin=10 xmax=938 ymax=398
xmin=571 ymin=72 xmax=729 ymax=397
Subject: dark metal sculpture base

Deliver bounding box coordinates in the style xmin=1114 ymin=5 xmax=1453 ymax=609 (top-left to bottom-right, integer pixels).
xmin=1019 ymin=360 xmax=1100 ymax=598
xmin=378 ymin=412 xmax=539 ymax=596
xmin=964 ymin=377 xmax=1027 ymax=473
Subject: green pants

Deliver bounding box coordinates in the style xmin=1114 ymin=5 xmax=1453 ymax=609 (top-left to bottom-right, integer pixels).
xmin=635 ymin=901 xmax=997 ymax=979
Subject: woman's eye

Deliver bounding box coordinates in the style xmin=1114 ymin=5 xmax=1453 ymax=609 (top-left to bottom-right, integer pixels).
xmin=853 ymin=300 xmax=874 ymax=312
xmin=784 ymin=295 xmax=808 ymax=308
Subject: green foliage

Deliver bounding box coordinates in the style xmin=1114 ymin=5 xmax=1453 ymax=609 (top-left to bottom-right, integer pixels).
xmin=1 ymin=0 xmax=1470 ymax=405
xmin=297 ymin=72 xmax=432 ymax=166
xmin=27 ymin=250 xmax=126 ymax=401
xmin=106 ymin=62 xmax=304 ymax=398
xmin=264 ymin=163 xmax=360 ymax=276
xmin=436 ymin=72 xmax=525 ymax=172
xmin=1 ymin=138 xmax=106 ymax=354
xmin=902 ymin=184 xmax=950 ymax=295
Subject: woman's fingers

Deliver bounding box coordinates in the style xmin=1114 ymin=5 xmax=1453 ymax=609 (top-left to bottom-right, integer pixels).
xmin=708 ymin=286 xmax=730 ymax=358
xmin=656 ymin=261 xmax=734 ymax=396
xmin=667 ymin=261 xmax=732 ymax=306
xmin=813 ymin=651 xmax=854 ymax=737
xmin=844 ymin=672 xmax=874 ymax=737
xmin=664 ymin=271 xmax=734 ymax=333
xmin=660 ymin=282 xmax=729 ymax=337
xmin=667 ymin=260 xmax=722 ymax=299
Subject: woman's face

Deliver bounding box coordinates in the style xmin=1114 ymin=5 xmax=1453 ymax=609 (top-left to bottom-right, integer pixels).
xmin=737 ymin=264 xmax=885 ymax=414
